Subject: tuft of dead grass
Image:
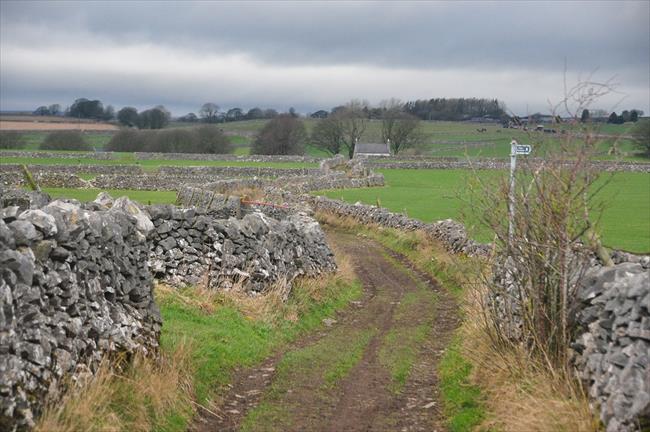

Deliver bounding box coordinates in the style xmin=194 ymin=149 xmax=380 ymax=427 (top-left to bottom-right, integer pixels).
xmin=155 ymin=282 xmax=223 ymax=314
xmin=216 ymin=243 xmax=356 ymax=326
xmin=35 ymin=342 xmax=195 ymax=432
xmin=229 ymin=186 xmax=265 ymax=202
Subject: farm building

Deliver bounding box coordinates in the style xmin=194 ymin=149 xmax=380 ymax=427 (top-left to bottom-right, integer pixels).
xmin=354 ymin=142 xmax=391 ymax=157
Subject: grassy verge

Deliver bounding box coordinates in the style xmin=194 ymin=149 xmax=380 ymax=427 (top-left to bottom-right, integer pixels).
xmin=438 ymin=337 xmax=484 ymax=432
xmin=36 ymin=257 xmax=361 ymax=432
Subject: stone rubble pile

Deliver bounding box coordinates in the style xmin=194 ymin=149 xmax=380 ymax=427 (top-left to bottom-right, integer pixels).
xmin=0 ymin=194 xmax=161 ymax=430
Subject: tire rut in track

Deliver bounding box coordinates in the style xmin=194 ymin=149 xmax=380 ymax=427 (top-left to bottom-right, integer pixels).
xmin=191 ymin=228 xmax=458 ymax=432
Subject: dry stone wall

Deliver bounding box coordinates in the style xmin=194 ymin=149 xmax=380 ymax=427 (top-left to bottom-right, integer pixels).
xmin=0 ymin=187 xmax=338 ymax=430
xmin=157 ymin=166 xmax=319 ymax=177
xmin=0 ymin=195 xmax=161 ymax=431
xmin=0 ymin=151 xmax=115 ymax=160
xmin=134 ymin=152 xmax=322 ymax=163
xmin=364 ymin=158 xmax=650 ymax=173
xmin=146 ymin=205 xmax=336 ymax=292
xmin=0 ymin=164 xmax=143 ymax=176
xmin=574 ymin=262 xmax=650 ymax=432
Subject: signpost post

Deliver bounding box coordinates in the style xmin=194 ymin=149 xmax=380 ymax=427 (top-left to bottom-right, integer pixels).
xmin=508 ymin=140 xmax=532 ymax=250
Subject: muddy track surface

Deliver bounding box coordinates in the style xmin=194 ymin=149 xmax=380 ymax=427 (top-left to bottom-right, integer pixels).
xmin=191 ymin=229 xmax=459 ymax=432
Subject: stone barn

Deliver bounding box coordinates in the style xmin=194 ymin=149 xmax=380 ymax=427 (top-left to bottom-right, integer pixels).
xmin=353 ymin=142 xmax=391 ymax=158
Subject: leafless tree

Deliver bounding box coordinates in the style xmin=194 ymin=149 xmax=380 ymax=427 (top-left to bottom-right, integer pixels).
xmin=199 ymin=102 xmax=220 ymax=123
xmin=310 ymin=99 xmax=369 ymax=158
xmin=311 ymin=115 xmax=346 ymax=156
xmin=380 ymin=99 xmax=421 ymax=154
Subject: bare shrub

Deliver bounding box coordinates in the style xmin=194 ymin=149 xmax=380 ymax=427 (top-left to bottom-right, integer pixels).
xmin=40 ymin=131 xmax=92 ymax=151
xmin=107 ymin=127 xmax=233 ymax=154
xmin=251 ymin=114 xmax=306 ymax=155
xmin=461 ymin=280 xmax=599 ymax=431
xmin=150 ymin=128 xmax=196 ymax=153
xmin=105 ymin=129 xmax=144 ymax=152
xmin=194 ymin=125 xmax=233 ymax=154
xmin=467 ymin=77 xmax=616 ymax=372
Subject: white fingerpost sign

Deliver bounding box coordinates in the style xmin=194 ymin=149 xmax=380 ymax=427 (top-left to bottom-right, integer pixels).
xmin=515 ymin=144 xmax=532 ymax=155
xmin=508 ymin=139 xmax=532 ymax=249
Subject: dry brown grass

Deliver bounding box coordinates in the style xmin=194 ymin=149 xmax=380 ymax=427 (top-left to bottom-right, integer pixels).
xmin=458 ymin=278 xmax=600 ymax=432
xmin=155 ymin=282 xmax=222 ymax=314
xmin=230 ymin=186 xmax=266 ymax=202
xmin=217 ymin=243 xmax=355 ymax=326
xmin=35 ymin=342 xmax=194 ymax=432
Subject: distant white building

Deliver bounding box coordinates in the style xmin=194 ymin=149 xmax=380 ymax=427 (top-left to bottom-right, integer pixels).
xmin=353 ymin=142 xmax=391 ymax=158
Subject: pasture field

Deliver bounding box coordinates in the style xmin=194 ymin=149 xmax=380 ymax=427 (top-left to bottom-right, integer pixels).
xmin=41 ymin=188 xmax=177 ymax=204
xmin=1 ymin=131 xmax=114 ymax=151
xmin=317 ymin=169 xmax=650 ymax=253
xmin=0 ymin=156 xmax=318 ymax=170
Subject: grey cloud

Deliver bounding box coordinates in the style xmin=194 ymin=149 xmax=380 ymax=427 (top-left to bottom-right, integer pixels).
xmin=0 ymin=1 xmax=648 ymax=115
xmin=2 ymin=1 xmax=648 ymax=70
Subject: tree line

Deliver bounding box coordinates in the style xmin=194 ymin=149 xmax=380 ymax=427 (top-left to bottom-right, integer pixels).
xmin=580 ymin=108 xmax=644 ymax=124
xmin=33 ymin=98 xmax=172 ymax=129
xmin=110 ymin=100 xmax=422 ymax=157
xmin=403 ymin=98 xmax=507 ymax=121
xmin=178 ymin=103 xmax=292 ymax=124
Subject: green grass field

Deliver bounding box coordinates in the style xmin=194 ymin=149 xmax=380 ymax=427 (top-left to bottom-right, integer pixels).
xmin=318 ymin=169 xmax=650 ymax=253
xmin=1 ymin=156 xmax=317 ymax=170
xmin=8 ymin=132 xmax=113 ymax=151
xmin=41 ymin=188 xmax=177 ymax=204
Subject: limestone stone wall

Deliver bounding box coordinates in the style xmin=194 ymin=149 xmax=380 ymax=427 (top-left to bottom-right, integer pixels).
xmin=146 ymin=205 xmax=336 ymax=292
xmin=309 ymin=195 xmax=489 ymax=256
xmin=574 ymin=262 xmax=650 ymax=432
xmin=0 ymin=197 xmax=161 ymax=430
xmin=0 ymin=164 xmax=144 ymax=176
xmin=363 ymin=158 xmax=650 ymax=173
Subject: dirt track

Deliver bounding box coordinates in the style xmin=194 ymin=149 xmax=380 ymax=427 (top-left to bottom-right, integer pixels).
xmin=192 ymin=229 xmax=459 ymax=432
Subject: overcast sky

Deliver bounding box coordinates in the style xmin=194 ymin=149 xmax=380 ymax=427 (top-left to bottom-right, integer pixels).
xmin=1 ymin=0 xmax=648 ymax=116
